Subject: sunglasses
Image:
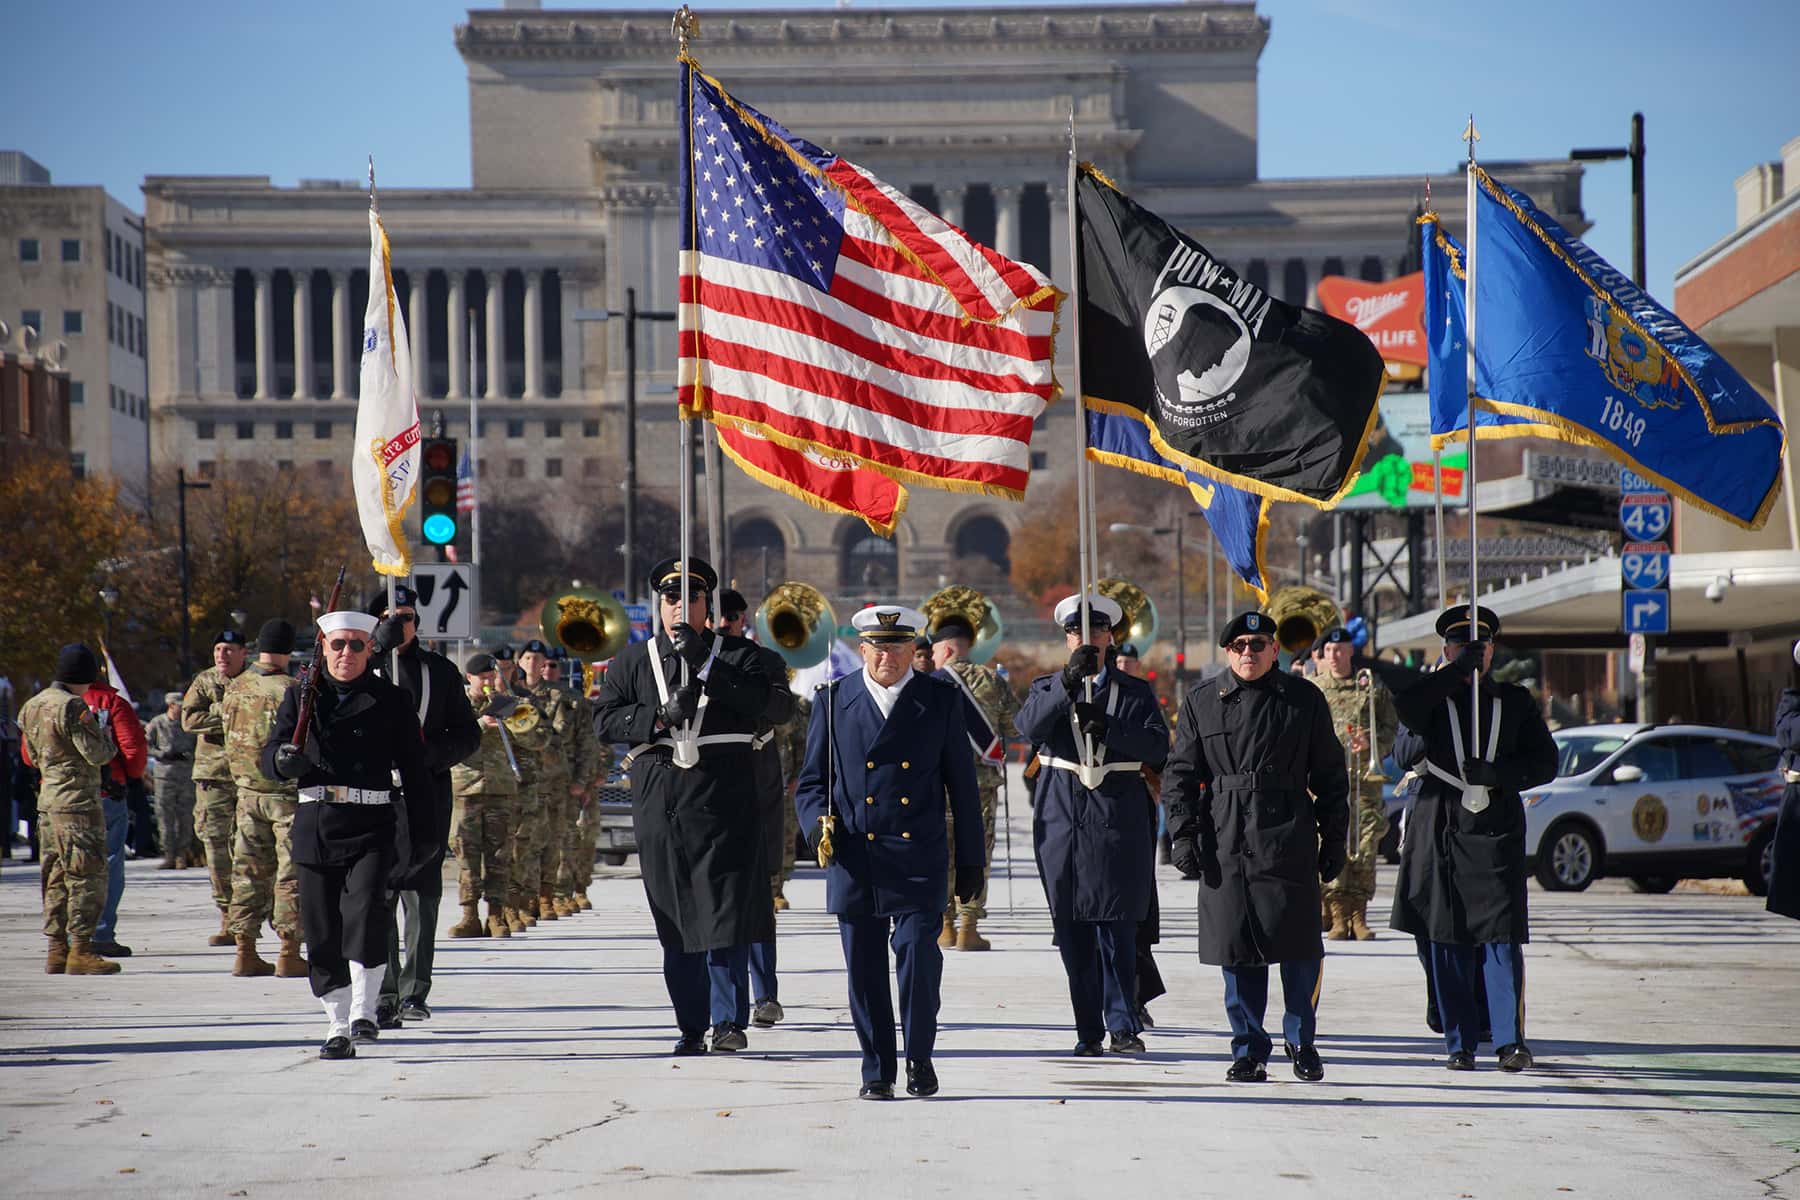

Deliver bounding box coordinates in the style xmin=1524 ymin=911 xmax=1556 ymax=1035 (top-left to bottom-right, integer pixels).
xmin=327 ymin=638 xmax=368 ymax=653
xmin=1227 ymin=637 xmax=1272 ymax=655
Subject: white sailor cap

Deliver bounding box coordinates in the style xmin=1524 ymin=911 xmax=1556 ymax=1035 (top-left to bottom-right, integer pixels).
xmin=1053 ymin=592 xmax=1124 ymax=630
xmin=851 ymin=604 xmax=928 ymax=642
xmin=317 ymin=610 xmax=379 ymax=636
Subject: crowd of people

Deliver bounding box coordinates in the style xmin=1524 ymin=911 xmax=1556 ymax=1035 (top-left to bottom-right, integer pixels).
xmin=12 ymin=557 xmax=1798 ymax=1092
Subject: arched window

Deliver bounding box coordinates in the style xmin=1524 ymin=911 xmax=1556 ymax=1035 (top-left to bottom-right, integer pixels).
xmin=733 ymin=517 xmax=787 ymax=594
xmin=1359 ymin=255 xmax=1384 ymax=282
xmin=951 ymin=514 xmax=1011 ymax=584
xmin=841 ymin=526 xmax=898 ymax=597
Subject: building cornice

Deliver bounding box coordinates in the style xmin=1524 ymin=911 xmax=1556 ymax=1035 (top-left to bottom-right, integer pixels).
xmin=455 ymin=4 xmax=1268 ymax=62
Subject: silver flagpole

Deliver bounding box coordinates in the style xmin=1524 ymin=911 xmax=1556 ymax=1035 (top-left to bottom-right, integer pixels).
xmin=1433 ymin=446 xmax=1448 ymax=605
xmin=1066 ymin=111 xmax=1098 ymax=768
xmin=1462 ymin=117 xmax=1483 ymax=775
xmin=702 ymin=420 xmax=724 ymax=573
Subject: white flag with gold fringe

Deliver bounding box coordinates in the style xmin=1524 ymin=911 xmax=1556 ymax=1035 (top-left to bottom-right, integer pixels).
xmin=352 ymin=198 xmax=420 ymax=578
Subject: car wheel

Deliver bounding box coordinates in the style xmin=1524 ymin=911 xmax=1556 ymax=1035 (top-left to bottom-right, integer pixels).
xmin=1626 ymin=875 xmax=1677 ymax=894
xmin=601 ymin=852 xmax=628 ymax=867
xmin=1378 ymin=822 xmax=1400 ymax=865
xmin=1743 ymin=826 xmax=1774 ymax=896
xmin=1535 ymin=821 xmax=1599 ymax=892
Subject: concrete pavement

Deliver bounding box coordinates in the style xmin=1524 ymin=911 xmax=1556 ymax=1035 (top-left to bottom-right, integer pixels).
xmin=3 ymin=770 xmax=1797 ymax=1199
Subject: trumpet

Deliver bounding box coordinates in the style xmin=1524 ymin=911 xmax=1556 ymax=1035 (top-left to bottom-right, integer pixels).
xmin=1343 ymin=669 xmax=1384 ymax=868
xmin=475 ymin=684 xmax=539 ymax=782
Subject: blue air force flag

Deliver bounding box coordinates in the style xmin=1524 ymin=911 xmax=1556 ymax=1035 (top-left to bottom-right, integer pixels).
xmin=1423 ymin=168 xmax=1785 ymax=530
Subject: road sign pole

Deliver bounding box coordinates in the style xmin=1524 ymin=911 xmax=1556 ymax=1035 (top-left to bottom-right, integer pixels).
xmin=1619 ymin=473 xmax=1671 ymax=723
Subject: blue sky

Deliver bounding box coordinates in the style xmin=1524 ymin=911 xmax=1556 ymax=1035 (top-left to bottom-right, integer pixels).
xmin=4 ymin=0 xmax=1793 ymax=300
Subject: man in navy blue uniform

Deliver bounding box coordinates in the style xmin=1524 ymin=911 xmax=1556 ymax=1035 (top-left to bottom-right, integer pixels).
xmin=795 ymin=604 xmax=983 ymax=1100
xmin=1016 ymin=592 xmax=1169 ymax=1056
xmin=1378 ymin=606 xmax=1557 ymax=1072
xmin=594 ymin=557 xmax=774 ymax=1055
xmin=1162 ymin=611 xmax=1349 ymax=1084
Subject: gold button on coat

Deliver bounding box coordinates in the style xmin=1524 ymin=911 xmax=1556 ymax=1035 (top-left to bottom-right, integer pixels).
xmin=866 ymin=832 xmax=875 ymax=841
xmin=866 ymin=761 xmax=875 ymax=769
xmin=864 ymin=796 xmax=874 ymax=805
xmin=899 ymin=797 xmax=910 ymax=805
xmin=901 ymin=761 xmax=911 ymax=769
xmin=902 ymin=831 xmax=911 ymax=839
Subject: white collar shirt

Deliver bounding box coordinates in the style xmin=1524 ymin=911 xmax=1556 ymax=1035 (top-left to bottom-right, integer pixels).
xmin=862 ymin=666 xmax=914 ymax=722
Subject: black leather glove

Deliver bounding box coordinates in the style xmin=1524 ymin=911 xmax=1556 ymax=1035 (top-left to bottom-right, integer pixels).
xmin=372 ymin=616 xmax=410 ymax=654
xmin=1451 ymin=640 xmax=1487 ymax=675
xmin=657 ymin=684 xmax=700 ymax=729
xmin=1169 ymin=836 xmax=1201 ymax=879
xmin=1319 ymin=844 xmax=1347 ymax=884
xmin=1073 ymin=700 xmax=1108 ymax=740
xmin=670 ymin=623 xmax=709 ymax=670
xmin=1462 ymin=758 xmax=1500 ymax=788
xmin=272 ymin=741 xmax=320 ymax=781
xmin=1061 ymin=645 xmax=1101 ymax=695
xmin=954 ymin=864 xmax=984 ymax=904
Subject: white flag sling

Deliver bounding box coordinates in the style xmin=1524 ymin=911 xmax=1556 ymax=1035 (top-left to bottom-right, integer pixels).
xmin=352 ymin=205 xmax=421 ymax=578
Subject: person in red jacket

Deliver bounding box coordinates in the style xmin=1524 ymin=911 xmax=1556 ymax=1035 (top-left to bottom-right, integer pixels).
xmin=82 ymin=676 xmax=146 ymax=957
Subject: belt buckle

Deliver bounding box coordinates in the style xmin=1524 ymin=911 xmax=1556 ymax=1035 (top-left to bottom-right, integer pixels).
xmin=1076 ymin=763 xmax=1105 ymax=790
xmin=671 ymin=734 xmax=699 ymax=770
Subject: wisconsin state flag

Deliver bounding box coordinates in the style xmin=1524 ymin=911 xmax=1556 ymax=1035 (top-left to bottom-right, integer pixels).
xmin=1077 ymin=165 xmax=1385 ymax=507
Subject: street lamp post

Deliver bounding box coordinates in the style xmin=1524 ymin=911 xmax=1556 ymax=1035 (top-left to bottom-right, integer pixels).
xmin=573 ymin=288 xmax=678 ymax=604
xmin=98 ymin=585 xmax=119 ymax=650
xmin=176 ymin=468 xmax=213 ymax=677
xmin=230 ymin=608 xmax=249 ymax=634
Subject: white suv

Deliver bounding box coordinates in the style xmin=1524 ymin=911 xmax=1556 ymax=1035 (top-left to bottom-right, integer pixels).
xmin=1526 ymin=724 xmax=1783 ymax=894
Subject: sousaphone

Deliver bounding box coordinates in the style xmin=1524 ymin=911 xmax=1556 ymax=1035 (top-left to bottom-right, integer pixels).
xmin=540 ymin=580 xmax=632 ymax=660
xmin=1096 ymin=577 xmax=1158 ymax=655
xmin=920 ymin=583 xmax=1004 ymax=664
xmin=755 ymin=581 xmax=838 ymax=670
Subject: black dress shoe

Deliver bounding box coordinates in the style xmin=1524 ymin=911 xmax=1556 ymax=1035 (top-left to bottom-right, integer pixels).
xmin=673 ymin=1034 xmax=708 ymax=1056
xmin=905 ymin=1060 xmax=939 ymax=1097
xmin=1496 ymin=1043 xmax=1534 ymax=1073
xmin=858 ymin=1081 xmax=895 ymax=1100
xmin=92 ymin=940 xmax=132 ymax=958
xmin=1225 ymin=1057 xmax=1267 ymax=1083
xmin=398 ymin=999 xmax=431 ymax=1022
xmin=1109 ymin=1031 xmax=1146 ymax=1054
xmin=1071 ymin=1041 xmax=1105 ymax=1058
xmin=711 ymin=1022 xmax=748 ymax=1052
xmin=375 ymin=1003 xmax=402 ymax=1031
xmin=319 ymin=1036 xmax=355 ymax=1060
xmin=350 ymin=1019 xmax=380 ymax=1044
xmin=1446 ymin=1051 xmax=1476 ymax=1071
xmin=1284 ymin=1042 xmax=1324 ymax=1082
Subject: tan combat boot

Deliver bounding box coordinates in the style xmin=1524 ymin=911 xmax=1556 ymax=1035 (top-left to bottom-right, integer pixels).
xmin=46 ymin=936 xmax=69 ymax=975
xmin=505 ymin=907 xmax=528 ymax=934
xmin=537 ymin=891 xmax=559 ymax=921
xmin=937 ymin=912 xmax=957 ymax=948
xmin=487 ymin=902 xmax=511 ymax=938
xmin=67 ymin=940 xmax=122 ymax=975
xmin=1325 ymin=898 xmax=1351 ymax=941
xmin=158 ymin=854 xmax=178 ymax=870
xmin=772 ymin=880 xmax=790 ymax=912
xmin=556 ymin=895 xmax=579 ymax=917
xmin=575 ymin=891 xmax=593 ymax=911
xmin=208 ymin=911 xmax=234 ymax=947
xmin=1348 ymin=905 xmax=1377 ymax=941
xmin=448 ymin=903 xmax=486 ymax=938
xmin=956 ymin=914 xmax=991 ymax=952
xmin=276 ymin=932 xmax=308 ymax=977
xmin=232 ymin=935 xmax=276 ymax=977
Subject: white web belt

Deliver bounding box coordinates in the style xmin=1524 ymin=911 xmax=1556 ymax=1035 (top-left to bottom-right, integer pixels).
xmin=622 ymin=729 xmax=769 ymax=771
xmin=1425 ymin=695 xmax=1503 ymax=813
xmin=299 ymin=786 xmax=391 ymax=806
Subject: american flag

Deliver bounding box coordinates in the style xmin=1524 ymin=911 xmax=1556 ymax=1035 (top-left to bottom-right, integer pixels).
xmin=677 ymin=62 xmax=1061 ymax=501
xmin=455 ymin=447 xmax=475 ymax=514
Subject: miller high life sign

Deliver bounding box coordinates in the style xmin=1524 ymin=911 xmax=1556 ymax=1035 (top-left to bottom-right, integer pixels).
xmin=1315 ymin=272 xmax=1428 ymax=369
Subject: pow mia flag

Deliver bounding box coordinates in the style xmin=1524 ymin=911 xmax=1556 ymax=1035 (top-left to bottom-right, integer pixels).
xmin=1077 ymin=165 xmax=1386 ymax=506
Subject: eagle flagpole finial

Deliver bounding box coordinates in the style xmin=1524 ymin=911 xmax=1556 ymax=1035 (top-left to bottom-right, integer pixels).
xmin=672 ymin=6 xmax=699 ymax=57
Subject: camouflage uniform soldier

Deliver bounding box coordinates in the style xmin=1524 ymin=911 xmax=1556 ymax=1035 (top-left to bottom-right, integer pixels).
xmin=144 ymin=691 xmax=198 ymax=870
xmin=183 ymin=628 xmax=250 ymax=947
xmin=1314 ymin=628 xmax=1396 ymax=940
xmin=502 ymin=674 xmax=550 ymax=932
xmin=546 ymin=654 xmax=593 ymax=915
xmin=519 ymin=641 xmax=578 ymax=918
xmin=20 ymin=645 xmax=120 ymax=975
xmin=220 ymin=621 xmax=305 ymax=978
xmin=928 ymin=602 xmax=1021 ymax=952
xmin=772 ymin=692 xmax=812 ymax=910
xmin=559 ymin=657 xmax=607 ymax=909
xmin=449 ymin=655 xmax=518 ymax=938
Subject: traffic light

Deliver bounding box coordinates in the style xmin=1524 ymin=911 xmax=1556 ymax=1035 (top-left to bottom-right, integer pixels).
xmin=420 ymin=437 xmax=459 ymax=546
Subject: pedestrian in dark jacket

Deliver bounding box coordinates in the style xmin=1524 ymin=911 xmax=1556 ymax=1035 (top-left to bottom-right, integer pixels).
xmin=1016 ymin=591 xmax=1168 ymax=1056
xmin=594 ymin=557 xmax=774 ymax=1055
xmin=1163 ymin=611 xmax=1349 ymax=1084
xmin=1764 ymin=667 xmax=1800 ymax=921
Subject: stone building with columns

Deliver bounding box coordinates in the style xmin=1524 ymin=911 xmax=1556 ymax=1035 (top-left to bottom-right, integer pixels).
xmin=144 ymin=2 xmax=1588 ymax=620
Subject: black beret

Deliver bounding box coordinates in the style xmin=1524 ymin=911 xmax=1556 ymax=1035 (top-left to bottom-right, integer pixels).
xmin=648 ymin=556 xmax=719 ymax=596
xmin=1436 ymin=605 xmax=1501 ymax=641
xmin=366 ymin=585 xmax=419 ymax=617
xmin=464 ymin=653 xmax=495 ymax=675
xmin=1312 ymin=626 xmax=1351 ymax=655
xmin=914 ymin=635 xmax=933 ymax=650
xmin=1218 ymin=611 xmax=1274 ymax=648
xmin=719 ymin=588 xmax=748 ymax=617
xmin=1116 ymin=643 xmax=1140 ymax=659
xmin=520 ymin=639 xmax=552 ymax=656
xmin=492 ymin=644 xmax=515 ymax=661
xmin=55 ymin=643 xmax=99 ymax=685
xmin=215 ymin=629 xmax=247 ymax=647
xmin=930 ymin=615 xmax=977 ymax=644
xmin=256 ymin=619 xmax=297 ymax=655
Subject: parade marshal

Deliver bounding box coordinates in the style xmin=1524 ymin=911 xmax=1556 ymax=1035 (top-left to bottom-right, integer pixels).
xmin=795 ymin=604 xmax=983 ymax=1100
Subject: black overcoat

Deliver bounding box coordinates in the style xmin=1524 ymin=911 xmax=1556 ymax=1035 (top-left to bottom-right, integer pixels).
xmin=1766 ymin=688 xmax=1800 ymax=921
xmin=1016 ymin=671 xmax=1168 ymax=923
xmin=1162 ymin=668 xmax=1348 ymax=966
xmin=749 ymin=642 xmax=797 ymax=878
xmin=380 ymin=641 xmax=481 ymax=891
xmin=1385 ymin=663 xmax=1558 ymax=945
xmin=594 ymin=629 xmax=775 ymax=952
